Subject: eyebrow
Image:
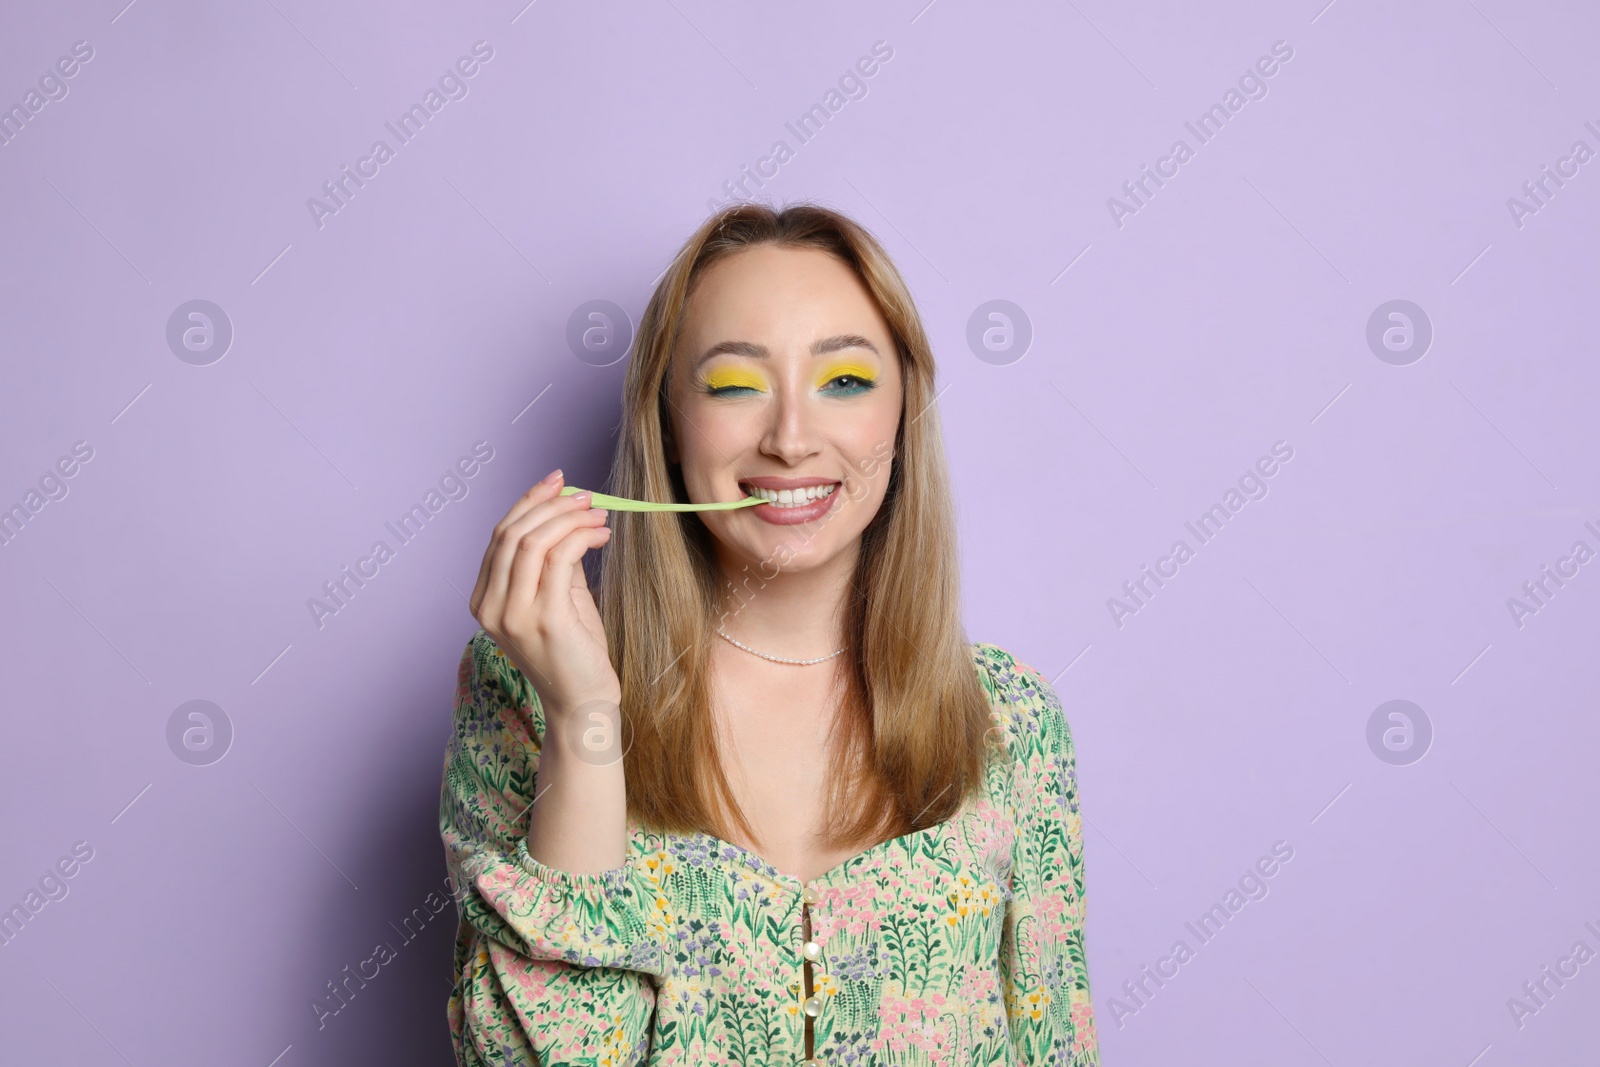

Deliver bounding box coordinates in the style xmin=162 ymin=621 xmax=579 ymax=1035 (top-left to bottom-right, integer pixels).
xmin=693 ymin=333 xmax=880 ymax=371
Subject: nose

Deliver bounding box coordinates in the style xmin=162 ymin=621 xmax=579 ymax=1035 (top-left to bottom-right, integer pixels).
xmin=758 ymin=378 xmax=823 ymax=466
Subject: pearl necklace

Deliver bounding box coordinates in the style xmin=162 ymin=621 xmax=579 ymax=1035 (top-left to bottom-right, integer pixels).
xmin=715 ymin=628 xmax=846 ymax=666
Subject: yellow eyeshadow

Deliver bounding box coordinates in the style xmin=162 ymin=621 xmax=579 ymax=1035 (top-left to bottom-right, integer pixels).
xmin=701 ymin=367 xmax=768 ymax=392
xmin=815 ymin=360 xmax=878 ymax=387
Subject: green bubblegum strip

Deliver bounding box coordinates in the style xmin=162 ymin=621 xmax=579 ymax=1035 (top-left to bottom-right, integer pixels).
xmin=559 ymin=485 xmax=766 ymax=512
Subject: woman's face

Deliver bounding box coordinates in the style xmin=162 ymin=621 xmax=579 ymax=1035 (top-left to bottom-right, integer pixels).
xmin=665 ymin=243 xmax=904 ymax=582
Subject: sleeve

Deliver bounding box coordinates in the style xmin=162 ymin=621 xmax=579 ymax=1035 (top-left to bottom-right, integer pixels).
xmin=440 ymin=628 xmax=667 ymax=1066
xmin=995 ymin=653 xmax=1100 ymax=1067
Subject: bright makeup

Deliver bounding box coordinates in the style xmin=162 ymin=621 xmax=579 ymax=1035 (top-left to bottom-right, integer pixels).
xmin=699 ymin=366 xmax=769 ymax=394
xmin=813 ymin=360 xmax=877 ymax=389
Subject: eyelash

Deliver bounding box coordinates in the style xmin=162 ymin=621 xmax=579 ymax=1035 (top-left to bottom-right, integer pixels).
xmin=823 ymin=374 xmax=877 ymax=396
xmin=704 ymin=374 xmax=878 ymax=398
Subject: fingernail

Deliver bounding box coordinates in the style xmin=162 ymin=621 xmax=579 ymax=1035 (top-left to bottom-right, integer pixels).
xmin=573 ymin=490 xmax=591 ymax=503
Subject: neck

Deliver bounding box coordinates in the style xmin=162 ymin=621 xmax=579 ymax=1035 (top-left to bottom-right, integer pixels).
xmin=713 ymin=542 xmax=859 ymax=657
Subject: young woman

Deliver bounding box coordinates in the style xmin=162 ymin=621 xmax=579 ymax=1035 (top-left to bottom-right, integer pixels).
xmin=440 ymin=203 xmax=1098 ymax=1066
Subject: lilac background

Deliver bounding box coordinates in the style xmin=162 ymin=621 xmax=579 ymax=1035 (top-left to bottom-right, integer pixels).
xmin=2 ymin=0 xmax=1598 ymax=1064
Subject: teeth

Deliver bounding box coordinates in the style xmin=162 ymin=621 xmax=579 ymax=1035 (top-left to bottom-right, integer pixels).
xmin=743 ymin=483 xmax=837 ymax=507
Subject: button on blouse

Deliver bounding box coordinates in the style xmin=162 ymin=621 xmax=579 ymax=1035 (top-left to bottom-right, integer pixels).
xmin=440 ymin=631 xmax=1099 ymax=1066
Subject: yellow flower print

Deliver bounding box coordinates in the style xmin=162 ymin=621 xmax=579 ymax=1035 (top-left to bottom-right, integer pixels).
xmin=947 ymin=874 xmax=993 ymax=926
xmin=646 ymin=893 xmax=676 ymax=936
xmin=597 ymin=1012 xmax=630 ymax=1067
xmin=644 ymin=849 xmax=675 ymax=883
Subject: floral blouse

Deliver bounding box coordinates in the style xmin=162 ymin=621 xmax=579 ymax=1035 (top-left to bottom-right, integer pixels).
xmin=439 ymin=629 xmax=1099 ymax=1066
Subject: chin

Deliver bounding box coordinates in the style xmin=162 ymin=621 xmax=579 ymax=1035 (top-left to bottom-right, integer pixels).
xmin=733 ymin=530 xmax=849 ymax=577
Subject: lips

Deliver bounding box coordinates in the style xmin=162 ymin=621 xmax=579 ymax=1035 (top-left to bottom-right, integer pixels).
xmin=737 ymin=478 xmax=843 ymax=525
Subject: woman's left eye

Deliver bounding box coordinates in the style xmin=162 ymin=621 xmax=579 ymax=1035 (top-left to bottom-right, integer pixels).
xmin=823 ymin=375 xmax=876 ymax=395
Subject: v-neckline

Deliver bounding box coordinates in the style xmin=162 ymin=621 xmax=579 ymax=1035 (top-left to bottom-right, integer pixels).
xmin=676 ymin=786 xmax=979 ymax=890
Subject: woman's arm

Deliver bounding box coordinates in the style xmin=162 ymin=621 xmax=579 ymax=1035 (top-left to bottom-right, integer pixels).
xmin=996 ymin=655 xmax=1100 ymax=1066
xmin=441 ymin=629 xmax=664 ymax=1064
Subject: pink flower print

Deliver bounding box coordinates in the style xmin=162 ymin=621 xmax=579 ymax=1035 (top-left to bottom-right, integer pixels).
xmin=499 ymin=955 xmax=555 ymax=1000
xmin=1035 ymin=891 xmax=1067 ymax=923
xmin=1041 ymin=892 xmax=1081 ymax=945
xmin=1025 ymin=754 xmax=1051 ymax=800
xmin=817 ymin=881 xmax=878 ymax=939
xmin=873 ymin=993 xmax=952 ymax=1059
xmin=1071 ymin=999 xmax=1097 ymax=1050
xmin=961 ymin=965 xmax=1000 ymax=1011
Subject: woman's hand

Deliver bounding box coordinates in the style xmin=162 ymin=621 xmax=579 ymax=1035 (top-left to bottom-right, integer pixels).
xmin=469 ymin=469 xmax=619 ymax=718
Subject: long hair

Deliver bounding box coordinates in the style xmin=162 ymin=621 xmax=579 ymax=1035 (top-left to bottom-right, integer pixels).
xmin=597 ymin=200 xmax=995 ymax=853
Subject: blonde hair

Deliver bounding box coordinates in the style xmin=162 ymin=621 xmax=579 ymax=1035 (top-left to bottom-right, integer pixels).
xmin=598 ymin=200 xmax=994 ymax=852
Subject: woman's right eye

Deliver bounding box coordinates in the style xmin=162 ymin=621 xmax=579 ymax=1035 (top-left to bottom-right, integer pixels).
xmin=697 ymin=365 xmax=769 ymax=397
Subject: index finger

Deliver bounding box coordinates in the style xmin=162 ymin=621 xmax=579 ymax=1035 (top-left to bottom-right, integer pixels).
xmin=470 ymin=471 xmax=565 ymax=616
